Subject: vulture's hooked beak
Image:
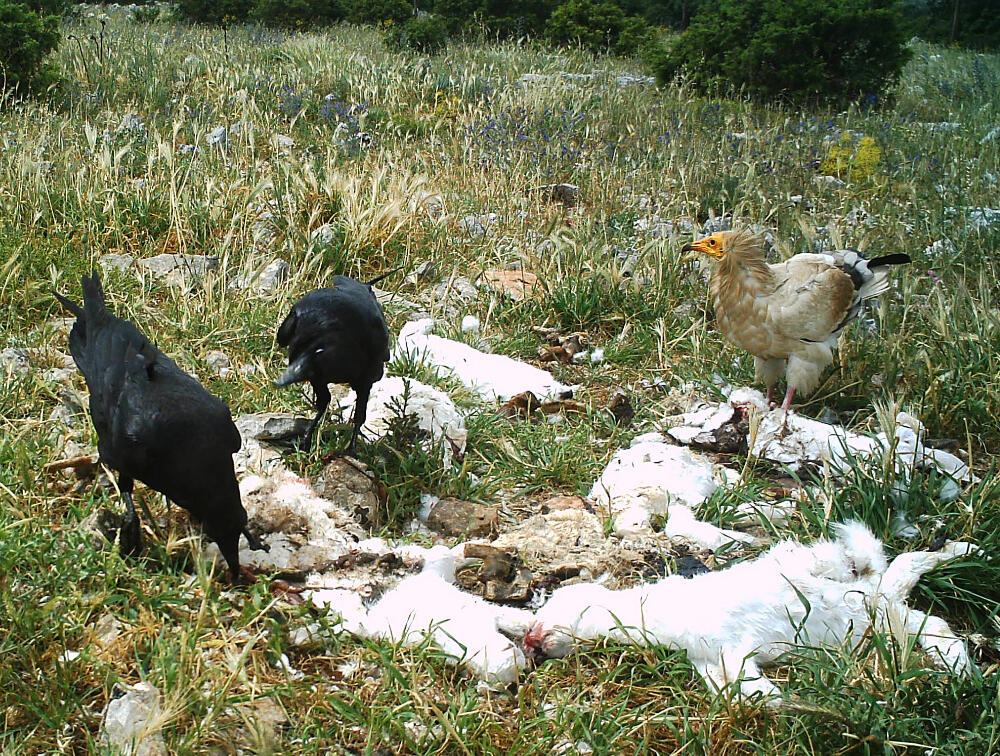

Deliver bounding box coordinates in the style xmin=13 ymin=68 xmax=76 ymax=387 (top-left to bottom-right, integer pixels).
xmin=682 ymin=234 xmax=727 ymax=260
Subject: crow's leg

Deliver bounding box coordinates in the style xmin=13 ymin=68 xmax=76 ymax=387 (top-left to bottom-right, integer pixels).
xmin=117 ymin=474 xmax=144 ymax=558
xmin=300 ymin=381 xmax=331 ymax=451
xmin=346 ymin=383 xmax=372 ymax=457
xmin=243 ymin=527 xmax=270 ymax=552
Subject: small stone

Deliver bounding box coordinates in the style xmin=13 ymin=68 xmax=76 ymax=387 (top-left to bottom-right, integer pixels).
xmin=409 ymin=260 xmax=437 ymax=283
xmin=229 ymin=259 xmax=289 ymax=293
xmin=0 ymin=347 xmax=30 ymax=375
xmin=458 ymin=213 xmax=497 ymax=238
xmin=235 ymin=413 xmax=311 ymax=444
xmin=481 ymin=269 xmax=538 ymax=301
xmin=425 ymin=498 xmax=498 ymax=538
xmin=136 ymin=253 xmax=219 ymax=280
xmin=205 ymin=350 xmax=231 ymax=376
xmin=100 ymin=681 xmax=167 ymax=756
xmin=311 ymin=224 xmax=336 ymax=245
xmin=99 ymin=254 xmax=136 ymax=273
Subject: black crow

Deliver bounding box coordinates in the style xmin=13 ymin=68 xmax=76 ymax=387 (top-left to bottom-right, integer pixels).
xmin=54 ymin=272 xmax=267 ymax=581
xmin=275 ymin=273 xmax=392 ymax=454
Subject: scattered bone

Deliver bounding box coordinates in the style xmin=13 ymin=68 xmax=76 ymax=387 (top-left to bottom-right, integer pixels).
xmin=100 ymin=681 xmax=168 ymax=756
xmin=534 ymin=327 xmax=589 ymax=363
xmin=43 ymin=455 xmax=97 ymax=475
xmin=608 ymin=391 xmax=634 ymax=425
xmin=339 ymin=376 xmax=467 ymax=464
xmin=396 ymin=318 xmax=575 ymax=402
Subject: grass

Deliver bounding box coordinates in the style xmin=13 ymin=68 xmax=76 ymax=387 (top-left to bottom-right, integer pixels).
xmin=2 ymin=5 xmax=1000 ymax=752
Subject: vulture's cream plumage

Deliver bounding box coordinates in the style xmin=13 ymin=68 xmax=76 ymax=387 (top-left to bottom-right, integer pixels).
xmin=683 ymin=230 xmax=911 ymax=409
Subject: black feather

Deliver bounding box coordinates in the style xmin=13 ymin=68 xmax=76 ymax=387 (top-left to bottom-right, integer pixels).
xmin=275 ymin=275 xmax=391 ymax=455
xmin=868 ymin=253 xmax=912 ymax=268
xmin=54 ymin=271 xmax=265 ymax=581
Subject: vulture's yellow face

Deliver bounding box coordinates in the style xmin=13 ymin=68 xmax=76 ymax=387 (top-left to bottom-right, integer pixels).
xmin=682 ymin=233 xmax=728 ymax=260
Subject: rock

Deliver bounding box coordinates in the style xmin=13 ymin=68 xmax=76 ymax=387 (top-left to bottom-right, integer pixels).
xmin=1 ymin=348 xmax=30 ymax=376
xmin=311 ymin=224 xmax=336 ymax=245
xmin=409 ymin=260 xmax=437 ymax=284
xmin=100 ymin=681 xmax=168 ymax=756
xmin=234 ymin=698 xmax=289 ymax=749
xmin=425 ymin=498 xmax=498 ymax=538
xmin=372 ymin=286 xmax=424 ymax=315
xmin=233 ymin=413 xmax=312 ymax=476
xmin=481 ymin=269 xmax=538 ymax=301
xmin=412 ymin=191 xmax=444 ymax=219
xmin=458 ymin=213 xmax=497 ymax=238
xmin=616 ymin=74 xmax=655 ymax=86
xmin=79 ymin=508 xmax=125 ymax=551
xmin=99 ymin=254 xmax=136 ymax=273
xmin=205 ymin=350 xmax=230 ymax=377
xmin=236 ymin=413 xmax=311 ymax=444
xmin=229 ymin=259 xmax=289 ymax=293
xmin=430 ymin=276 xmax=478 ymax=304
xmin=92 ymin=612 xmax=123 ymax=650
xmin=136 ymin=254 xmax=219 ymax=282
xmin=314 ymin=458 xmax=380 ymax=521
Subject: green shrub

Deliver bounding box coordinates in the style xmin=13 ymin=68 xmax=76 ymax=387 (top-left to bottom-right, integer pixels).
xmin=902 ymin=0 xmax=1000 ymax=51
xmin=252 ymin=0 xmax=345 ymax=28
xmin=385 ymin=14 xmax=449 ymax=54
xmin=347 ymin=0 xmax=411 ymax=25
xmin=173 ymin=0 xmax=253 ymax=24
xmin=651 ymin=0 xmax=911 ymax=106
xmin=0 ymin=0 xmax=61 ymax=99
xmin=544 ymin=0 xmax=626 ymax=52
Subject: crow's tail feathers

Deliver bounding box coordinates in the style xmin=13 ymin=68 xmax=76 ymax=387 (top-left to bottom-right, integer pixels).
xmin=274 ymin=354 xmax=311 ymax=387
xmin=52 ymin=290 xmax=83 ymax=317
xmin=364 ymin=266 xmax=404 ymax=288
xmin=80 ymin=271 xmax=110 ymax=324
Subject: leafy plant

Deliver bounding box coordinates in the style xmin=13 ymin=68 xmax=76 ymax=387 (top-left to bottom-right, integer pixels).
xmin=650 ymin=0 xmax=912 ymax=105
xmin=0 ymin=0 xmax=62 ymax=98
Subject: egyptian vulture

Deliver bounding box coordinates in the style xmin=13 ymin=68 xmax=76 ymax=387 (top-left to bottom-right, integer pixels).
xmin=682 ymin=230 xmax=910 ymax=409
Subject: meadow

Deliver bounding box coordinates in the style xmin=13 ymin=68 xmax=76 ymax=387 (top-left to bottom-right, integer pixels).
xmin=2 ymin=5 xmax=1000 ymax=752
